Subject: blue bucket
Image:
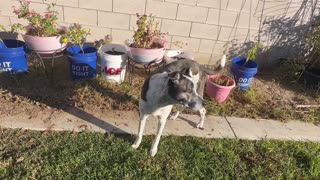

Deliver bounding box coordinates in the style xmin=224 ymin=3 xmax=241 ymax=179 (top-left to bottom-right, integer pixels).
xmin=67 ymin=45 xmax=97 ymax=81
xmin=0 ymin=39 xmax=27 ymax=74
xmin=230 ymin=57 xmax=258 ymax=90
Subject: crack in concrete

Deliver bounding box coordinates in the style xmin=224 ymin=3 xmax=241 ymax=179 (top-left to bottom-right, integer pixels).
xmin=224 ymin=116 xmax=238 ymax=139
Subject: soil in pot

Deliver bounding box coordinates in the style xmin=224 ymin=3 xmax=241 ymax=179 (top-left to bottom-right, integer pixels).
xmin=27 ymin=28 xmax=66 ymax=36
xmin=105 ymin=50 xmax=125 ymax=55
xmin=130 ymin=42 xmax=163 ymax=49
xmin=210 ymin=77 xmax=233 ymax=86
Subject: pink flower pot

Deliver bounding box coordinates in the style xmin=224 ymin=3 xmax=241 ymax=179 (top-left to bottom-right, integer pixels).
xmin=206 ymin=74 xmax=235 ymax=103
xmin=21 ymin=25 xmax=67 ymax=54
xmin=124 ymin=38 xmax=166 ymax=64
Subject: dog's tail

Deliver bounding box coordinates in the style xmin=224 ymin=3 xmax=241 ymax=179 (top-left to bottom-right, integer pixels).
xmin=203 ymin=55 xmax=226 ymax=75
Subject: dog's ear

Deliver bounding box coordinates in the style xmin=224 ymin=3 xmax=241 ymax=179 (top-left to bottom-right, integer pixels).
xmin=182 ymin=67 xmax=193 ymax=77
xmin=168 ymin=71 xmax=180 ymax=84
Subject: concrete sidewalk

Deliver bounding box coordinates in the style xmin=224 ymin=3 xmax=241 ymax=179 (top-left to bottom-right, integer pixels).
xmin=1 ymin=107 xmax=319 ymax=142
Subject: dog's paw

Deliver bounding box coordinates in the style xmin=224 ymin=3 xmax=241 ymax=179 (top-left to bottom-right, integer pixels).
xmin=169 ymin=115 xmax=178 ymax=120
xmin=149 ymin=148 xmax=158 ymax=157
xmin=131 ymin=143 xmax=140 ymax=149
xmin=196 ymin=123 xmax=204 ymax=130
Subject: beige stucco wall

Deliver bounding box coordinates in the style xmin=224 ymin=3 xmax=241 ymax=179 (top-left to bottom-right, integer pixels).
xmin=0 ymin=0 xmax=318 ymax=66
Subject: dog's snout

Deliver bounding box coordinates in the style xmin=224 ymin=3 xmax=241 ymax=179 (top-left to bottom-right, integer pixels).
xmin=188 ymin=101 xmax=196 ymax=108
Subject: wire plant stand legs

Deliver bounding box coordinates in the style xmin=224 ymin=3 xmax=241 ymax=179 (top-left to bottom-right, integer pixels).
xmin=27 ymin=47 xmax=66 ymax=82
xmin=126 ymin=58 xmax=165 ymax=85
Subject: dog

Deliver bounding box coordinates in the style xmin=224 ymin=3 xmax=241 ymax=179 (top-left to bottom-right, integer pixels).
xmin=132 ymin=57 xmax=226 ymax=157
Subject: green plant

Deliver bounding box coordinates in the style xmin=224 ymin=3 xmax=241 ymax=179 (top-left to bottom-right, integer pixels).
xmin=61 ymin=23 xmax=90 ymax=53
xmin=12 ymin=1 xmax=61 ymax=37
xmin=10 ymin=23 xmax=25 ymax=33
xmin=245 ymin=42 xmax=263 ymax=64
xmin=0 ymin=25 xmax=6 ymax=32
xmin=131 ymin=14 xmax=166 ymax=49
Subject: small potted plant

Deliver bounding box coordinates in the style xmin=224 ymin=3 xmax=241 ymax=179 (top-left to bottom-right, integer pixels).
xmin=62 ymin=23 xmax=97 ymax=81
xmin=0 ymin=25 xmax=27 ymax=74
xmin=12 ymin=1 xmax=66 ymax=54
xmin=230 ymin=43 xmax=262 ymax=90
xmin=124 ymin=14 xmax=167 ymax=65
xmin=205 ymin=55 xmax=235 ymax=103
xmin=206 ymin=74 xmax=236 ymax=103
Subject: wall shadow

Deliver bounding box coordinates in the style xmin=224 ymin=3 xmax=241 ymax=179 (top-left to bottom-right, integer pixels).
xmin=226 ymin=0 xmax=320 ymax=95
xmin=228 ymin=0 xmax=318 ymax=69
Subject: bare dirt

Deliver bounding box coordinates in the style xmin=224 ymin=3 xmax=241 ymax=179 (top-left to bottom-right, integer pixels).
xmin=0 ymin=56 xmax=319 ymax=124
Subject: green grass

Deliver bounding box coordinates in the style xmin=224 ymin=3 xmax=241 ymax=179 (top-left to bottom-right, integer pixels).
xmin=1 ymin=129 xmax=320 ymax=179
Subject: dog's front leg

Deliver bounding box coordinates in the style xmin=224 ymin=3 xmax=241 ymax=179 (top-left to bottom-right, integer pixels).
xmin=169 ymin=111 xmax=180 ymax=120
xmin=196 ymin=107 xmax=207 ymax=129
xmin=132 ymin=113 xmax=149 ymax=149
xmin=169 ymin=105 xmax=184 ymax=120
xmin=150 ymin=111 xmax=171 ymax=157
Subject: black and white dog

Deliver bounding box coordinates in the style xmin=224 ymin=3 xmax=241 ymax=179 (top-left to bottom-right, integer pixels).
xmin=132 ymin=57 xmax=226 ymax=156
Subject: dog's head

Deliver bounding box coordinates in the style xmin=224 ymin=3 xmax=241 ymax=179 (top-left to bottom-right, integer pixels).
xmin=167 ymin=68 xmax=204 ymax=111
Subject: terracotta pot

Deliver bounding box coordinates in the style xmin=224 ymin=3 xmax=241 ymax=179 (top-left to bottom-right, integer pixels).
xmin=206 ymin=74 xmax=235 ymax=103
xmin=124 ymin=38 xmax=166 ymax=64
xmin=21 ymin=25 xmax=67 ymax=54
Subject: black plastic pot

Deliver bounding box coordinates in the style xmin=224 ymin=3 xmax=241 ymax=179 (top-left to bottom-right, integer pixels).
xmin=304 ymin=67 xmax=320 ymax=89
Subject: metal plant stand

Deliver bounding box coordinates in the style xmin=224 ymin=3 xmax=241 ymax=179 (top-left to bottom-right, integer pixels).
xmin=27 ymin=47 xmax=66 ymax=81
xmin=126 ymin=58 xmax=165 ymax=84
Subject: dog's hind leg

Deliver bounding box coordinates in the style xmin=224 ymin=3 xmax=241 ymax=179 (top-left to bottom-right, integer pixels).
xmin=132 ymin=113 xmax=149 ymax=149
xmin=196 ymin=107 xmax=207 ymax=129
xmin=150 ymin=106 xmax=172 ymax=157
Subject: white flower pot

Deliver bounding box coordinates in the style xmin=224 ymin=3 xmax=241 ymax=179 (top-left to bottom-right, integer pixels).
xmin=21 ymin=25 xmax=67 ymax=54
xmin=124 ymin=38 xmax=166 ymax=65
xmin=164 ymin=50 xmax=194 ymax=64
xmin=98 ymin=44 xmax=127 ymax=84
